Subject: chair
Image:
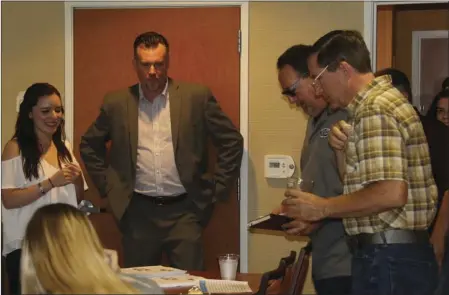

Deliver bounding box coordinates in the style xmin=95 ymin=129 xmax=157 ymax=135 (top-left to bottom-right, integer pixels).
xmin=279 ymin=250 xmax=297 ymax=268
xmin=253 ymin=251 xmax=297 ymax=295
xmin=288 ymin=241 xmax=312 ymax=295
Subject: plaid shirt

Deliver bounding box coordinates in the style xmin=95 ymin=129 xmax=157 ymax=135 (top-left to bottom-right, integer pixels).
xmin=343 ymin=75 xmax=437 ymax=235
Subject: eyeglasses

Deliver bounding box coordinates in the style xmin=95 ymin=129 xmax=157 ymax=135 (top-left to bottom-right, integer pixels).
xmin=282 ymin=79 xmax=300 ymax=97
xmin=311 ymin=64 xmax=329 ymax=88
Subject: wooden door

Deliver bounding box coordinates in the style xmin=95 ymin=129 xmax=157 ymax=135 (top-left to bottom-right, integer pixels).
xmin=73 ymin=7 xmax=241 ymax=271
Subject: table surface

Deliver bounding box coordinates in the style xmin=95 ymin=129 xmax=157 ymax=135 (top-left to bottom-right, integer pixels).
xmin=163 ymin=271 xmax=263 ymax=294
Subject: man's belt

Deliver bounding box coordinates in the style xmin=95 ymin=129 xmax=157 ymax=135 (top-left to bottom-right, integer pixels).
xmin=347 ymin=229 xmax=430 ymax=251
xmin=134 ymin=192 xmax=188 ymax=206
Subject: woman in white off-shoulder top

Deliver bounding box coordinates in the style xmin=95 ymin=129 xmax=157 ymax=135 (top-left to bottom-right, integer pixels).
xmin=1 ymin=83 xmax=87 ymax=295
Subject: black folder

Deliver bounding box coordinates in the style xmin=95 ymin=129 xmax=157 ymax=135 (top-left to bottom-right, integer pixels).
xmin=247 ymin=214 xmax=294 ymax=231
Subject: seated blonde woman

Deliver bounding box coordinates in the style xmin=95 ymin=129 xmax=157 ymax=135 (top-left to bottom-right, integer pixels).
xmin=20 ymin=203 xmax=163 ymax=294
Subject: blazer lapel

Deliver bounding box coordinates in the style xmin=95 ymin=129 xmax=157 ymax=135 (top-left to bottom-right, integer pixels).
xmin=168 ymin=79 xmax=182 ymax=153
xmin=128 ymin=84 xmax=139 ymax=173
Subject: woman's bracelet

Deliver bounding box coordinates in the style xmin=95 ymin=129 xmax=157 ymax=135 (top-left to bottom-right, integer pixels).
xmin=48 ymin=177 xmax=55 ymax=188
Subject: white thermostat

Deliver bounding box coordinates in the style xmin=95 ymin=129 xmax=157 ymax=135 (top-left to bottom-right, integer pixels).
xmin=264 ymin=155 xmax=296 ymax=179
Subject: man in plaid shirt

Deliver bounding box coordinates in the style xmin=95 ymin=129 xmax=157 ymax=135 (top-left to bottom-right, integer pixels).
xmin=282 ymin=30 xmax=439 ymax=295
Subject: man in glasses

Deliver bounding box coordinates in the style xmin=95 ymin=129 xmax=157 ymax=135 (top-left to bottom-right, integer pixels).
xmin=276 ymin=44 xmax=352 ymax=295
xmin=283 ymin=30 xmax=439 ymax=295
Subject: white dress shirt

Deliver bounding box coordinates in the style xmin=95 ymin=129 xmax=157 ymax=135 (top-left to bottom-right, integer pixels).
xmin=134 ymin=82 xmax=186 ymax=197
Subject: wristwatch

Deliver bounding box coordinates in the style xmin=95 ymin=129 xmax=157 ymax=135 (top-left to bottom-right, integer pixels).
xmin=37 ymin=182 xmax=45 ymax=196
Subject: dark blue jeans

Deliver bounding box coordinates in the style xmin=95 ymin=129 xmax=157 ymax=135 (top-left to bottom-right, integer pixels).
xmin=434 ymin=233 xmax=449 ymax=295
xmin=314 ymin=276 xmax=352 ymax=295
xmin=352 ymin=243 xmax=438 ymax=295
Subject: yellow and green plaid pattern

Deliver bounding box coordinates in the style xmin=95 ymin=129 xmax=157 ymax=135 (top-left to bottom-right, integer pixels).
xmin=343 ymin=75 xmax=437 ymax=235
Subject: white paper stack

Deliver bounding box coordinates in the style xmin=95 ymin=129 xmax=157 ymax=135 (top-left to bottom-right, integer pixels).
xmin=120 ymin=265 xmax=187 ymax=278
xmin=199 ymin=279 xmax=253 ymax=294
xmin=150 ymin=274 xmax=205 ymax=288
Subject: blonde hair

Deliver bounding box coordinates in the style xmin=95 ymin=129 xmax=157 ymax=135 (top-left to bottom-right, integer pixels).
xmin=21 ymin=203 xmax=139 ymax=294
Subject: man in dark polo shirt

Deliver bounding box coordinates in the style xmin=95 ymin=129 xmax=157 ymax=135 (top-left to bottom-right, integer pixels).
xmin=276 ymin=44 xmax=352 ymax=295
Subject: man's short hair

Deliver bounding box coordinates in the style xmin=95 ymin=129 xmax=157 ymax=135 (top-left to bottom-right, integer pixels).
xmin=375 ymin=68 xmax=413 ymax=102
xmin=276 ymin=44 xmax=313 ymax=77
xmin=313 ymin=30 xmax=372 ymax=74
xmin=311 ymin=30 xmax=344 ymax=54
xmin=133 ymin=31 xmax=169 ymax=58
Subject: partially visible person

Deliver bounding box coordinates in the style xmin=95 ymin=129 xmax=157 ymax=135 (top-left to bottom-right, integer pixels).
xmin=435 ymin=235 xmax=449 ymax=295
xmin=285 ymin=30 xmax=439 ymax=295
xmin=1 ymin=83 xmax=86 ymax=295
xmin=442 ymin=77 xmax=449 ymax=90
xmin=21 ymin=203 xmax=163 ymax=294
xmin=275 ymin=44 xmax=352 ymax=295
xmin=427 ymin=88 xmax=449 ymax=127
xmin=374 ymin=68 xmax=449 ymax=268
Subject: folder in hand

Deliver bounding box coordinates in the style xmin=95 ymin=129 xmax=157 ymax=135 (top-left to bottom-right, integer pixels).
xmin=247 ymin=214 xmax=294 ymax=231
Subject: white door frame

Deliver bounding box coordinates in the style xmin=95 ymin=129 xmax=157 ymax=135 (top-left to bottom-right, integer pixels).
xmin=411 ymin=30 xmax=449 ymax=109
xmin=363 ymin=0 xmax=448 ymax=72
xmin=64 ymin=1 xmax=249 ymax=272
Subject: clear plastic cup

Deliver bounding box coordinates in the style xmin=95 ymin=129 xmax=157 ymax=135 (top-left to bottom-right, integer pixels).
xmin=286 ymin=177 xmax=314 ymax=192
xmin=218 ymin=254 xmax=239 ymax=280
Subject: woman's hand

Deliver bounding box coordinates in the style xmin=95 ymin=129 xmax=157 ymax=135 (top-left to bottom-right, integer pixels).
xmin=50 ymin=163 xmax=82 ymax=187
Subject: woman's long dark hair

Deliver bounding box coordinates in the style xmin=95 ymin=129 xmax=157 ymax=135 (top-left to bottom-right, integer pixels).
xmin=14 ymin=83 xmax=72 ymax=181
xmin=426 ymin=88 xmax=449 ymax=120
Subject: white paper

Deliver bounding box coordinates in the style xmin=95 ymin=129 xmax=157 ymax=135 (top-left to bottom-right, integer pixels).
xmin=120 ymin=265 xmax=186 ymax=278
xmin=200 ymin=279 xmax=252 ymax=294
xmin=151 ymin=274 xmax=204 ymax=288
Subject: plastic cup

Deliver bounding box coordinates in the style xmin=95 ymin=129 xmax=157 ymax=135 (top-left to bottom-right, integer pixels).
xmin=218 ymin=254 xmax=239 ymax=280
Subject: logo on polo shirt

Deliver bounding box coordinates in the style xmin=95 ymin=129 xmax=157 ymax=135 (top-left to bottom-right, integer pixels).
xmin=319 ymin=128 xmax=330 ymax=138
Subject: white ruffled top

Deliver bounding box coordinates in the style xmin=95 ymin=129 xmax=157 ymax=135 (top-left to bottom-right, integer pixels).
xmin=1 ymin=141 xmax=87 ymax=256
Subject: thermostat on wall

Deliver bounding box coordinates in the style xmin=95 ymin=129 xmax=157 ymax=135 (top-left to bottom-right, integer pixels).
xmin=264 ymin=155 xmax=296 ymax=179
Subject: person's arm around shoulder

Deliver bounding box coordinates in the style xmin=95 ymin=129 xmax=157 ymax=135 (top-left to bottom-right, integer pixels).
xmin=79 ymin=95 xmax=112 ymax=198
xmin=283 ymin=108 xmax=409 ymax=222
xmin=326 ymin=108 xmax=408 ymax=218
xmin=329 ymin=120 xmax=351 ymax=181
xmin=204 ymin=88 xmax=243 ymax=200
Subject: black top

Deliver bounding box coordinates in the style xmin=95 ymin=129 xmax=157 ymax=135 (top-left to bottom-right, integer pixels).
xmin=419 ymin=114 xmax=449 ymax=232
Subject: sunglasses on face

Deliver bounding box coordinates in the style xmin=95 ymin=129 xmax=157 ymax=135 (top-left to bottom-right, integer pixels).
xmin=282 ymin=79 xmax=300 ymax=97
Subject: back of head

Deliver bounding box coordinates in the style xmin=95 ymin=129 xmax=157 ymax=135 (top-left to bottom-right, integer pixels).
xmin=21 ymin=203 xmax=138 ymax=294
xmin=442 ymin=77 xmax=449 ymax=90
xmin=374 ymin=68 xmax=412 ymax=102
xmin=313 ymin=30 xmax=372 ymax=74
xmin=277 ymin=44 xmax=313 ymax=76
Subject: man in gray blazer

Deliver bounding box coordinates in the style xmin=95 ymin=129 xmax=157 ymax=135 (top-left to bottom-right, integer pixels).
xmin=80 ymin=31 xmax=243 ymax=270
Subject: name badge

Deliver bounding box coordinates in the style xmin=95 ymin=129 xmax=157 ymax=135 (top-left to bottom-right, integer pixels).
xmin=319 ymin=128 xmax=330 ymax=138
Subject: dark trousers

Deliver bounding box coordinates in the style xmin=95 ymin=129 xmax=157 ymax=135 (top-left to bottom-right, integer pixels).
xmin=5 ymin=249 xmax=21 ymax=295
xmin=314 ymin=276 xmax=352 ymax=295
xmin=120 ymin=193 xmax=205 ymax=270
xmin=352 ymin=244 xmax=438 ymax=295
xmin=434 ymin=233 xmax=449 ymax=295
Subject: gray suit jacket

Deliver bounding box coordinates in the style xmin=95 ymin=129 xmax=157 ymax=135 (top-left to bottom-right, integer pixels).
xmin=79 ymin=79 xmax=243 ymax=220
